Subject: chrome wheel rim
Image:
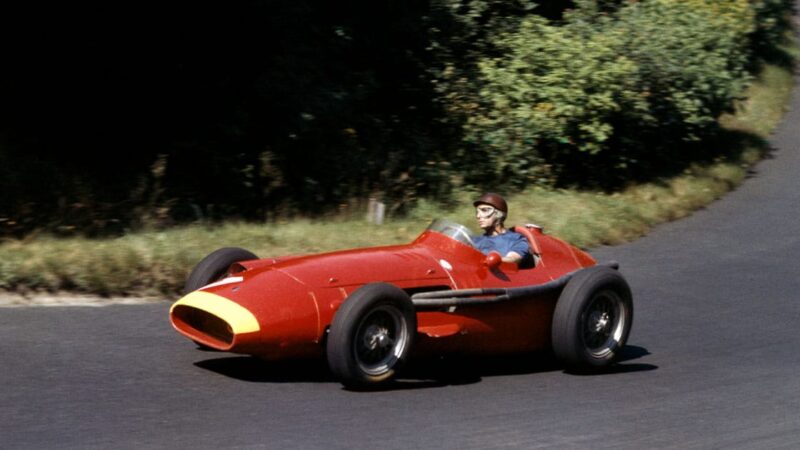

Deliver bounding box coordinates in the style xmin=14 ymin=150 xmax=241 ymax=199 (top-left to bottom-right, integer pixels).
xmin=353 ymin=306 xmax=408 ymax=376
xmin=583 ymin=290 xmax=627 ymax=358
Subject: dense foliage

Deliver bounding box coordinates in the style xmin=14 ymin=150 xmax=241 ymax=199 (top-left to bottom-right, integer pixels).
xmin=0 ymin=0 xmax=794 ymax=236
xmin=438 ymin=0 xmax=776 ymax=187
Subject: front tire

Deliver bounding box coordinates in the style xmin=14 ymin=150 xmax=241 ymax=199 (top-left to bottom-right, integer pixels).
xmin=326 ymin=283 xmax=416 ymax=389
xmin=552 ymin=266 xmax=633 ymax=370
xmin=183 ymin=247 xmax=258 ymax=295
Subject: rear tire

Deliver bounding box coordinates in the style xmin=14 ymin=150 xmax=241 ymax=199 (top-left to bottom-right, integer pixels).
xmin=183 ymin=247 xmax=258 ymax=295
xmin=327 ymin=283 xmax=416 ymax=389
xmin=552 ymin=266 xmax=633 ymax=370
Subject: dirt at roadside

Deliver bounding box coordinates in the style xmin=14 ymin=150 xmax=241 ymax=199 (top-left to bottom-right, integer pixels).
xmin=0 ymin=292 xmax=165 ymax=307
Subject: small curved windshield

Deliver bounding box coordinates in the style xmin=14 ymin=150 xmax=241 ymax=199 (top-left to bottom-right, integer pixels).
xmin=426 ymin=219 xmax=477 ymax=248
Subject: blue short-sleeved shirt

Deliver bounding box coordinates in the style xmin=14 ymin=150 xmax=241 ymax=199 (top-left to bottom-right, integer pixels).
xmin=473 ymin=231 xmax=531 ymax=260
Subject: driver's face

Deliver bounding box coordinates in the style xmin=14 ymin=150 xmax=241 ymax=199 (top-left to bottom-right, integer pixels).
xmin=476 ymin=205 xmax=499 ymax=230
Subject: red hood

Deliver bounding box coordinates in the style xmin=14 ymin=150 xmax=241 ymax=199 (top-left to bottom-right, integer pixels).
xmin=252 ymin=242 xmax=452 ymax=289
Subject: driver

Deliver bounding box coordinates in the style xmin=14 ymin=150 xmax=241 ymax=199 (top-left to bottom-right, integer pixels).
xmin=473 ymin=193 xmax=531 ymax=265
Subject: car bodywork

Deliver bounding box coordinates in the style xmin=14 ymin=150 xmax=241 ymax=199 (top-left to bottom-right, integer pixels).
xmin=170 ymin=219 xmax=603 ymax=363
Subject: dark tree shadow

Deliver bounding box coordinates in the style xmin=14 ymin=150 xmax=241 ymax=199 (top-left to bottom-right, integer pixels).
xmin=1 ymin=1 xmax=464 ymax=237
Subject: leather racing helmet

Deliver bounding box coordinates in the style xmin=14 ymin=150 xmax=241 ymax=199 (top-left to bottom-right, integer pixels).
xmin=473 ymin=192 xmax=508 ymax=215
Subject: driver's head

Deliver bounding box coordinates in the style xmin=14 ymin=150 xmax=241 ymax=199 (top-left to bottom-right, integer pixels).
xmin=474 ymin=192 xmax=508 ymax=231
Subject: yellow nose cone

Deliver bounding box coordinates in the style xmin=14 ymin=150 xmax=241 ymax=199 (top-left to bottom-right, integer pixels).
xmin=170 ymin=291 xmax=260 ymax=334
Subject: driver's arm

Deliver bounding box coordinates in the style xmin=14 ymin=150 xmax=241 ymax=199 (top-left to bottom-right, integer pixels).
xmin=504 ymin=233 xmax=531 ymax=264
xmin=502 ymin=251 xmax=523 ymax=264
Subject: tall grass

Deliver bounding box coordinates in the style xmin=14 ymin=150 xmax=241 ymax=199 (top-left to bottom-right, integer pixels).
xmin=0 ymin=55 xmax=795 ymax=297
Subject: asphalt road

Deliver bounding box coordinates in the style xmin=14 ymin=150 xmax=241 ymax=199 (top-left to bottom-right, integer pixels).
xmin=3 ymin=48 xmax=800 ymax=450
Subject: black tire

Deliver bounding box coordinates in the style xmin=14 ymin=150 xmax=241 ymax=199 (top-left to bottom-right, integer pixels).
xmin=326 ymin=283 xmax=416 ymax=389
xmin=552 ymin=266 xmax=633 ymax=370
xmin=183 ymin=247 xmax=258 ymax=294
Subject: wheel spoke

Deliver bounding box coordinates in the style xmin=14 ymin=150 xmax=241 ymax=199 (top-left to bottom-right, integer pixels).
xmin=583 ymin=292 xmax=623 ymax=354
xmin=353 ymin=306 xmax=407 ymax=374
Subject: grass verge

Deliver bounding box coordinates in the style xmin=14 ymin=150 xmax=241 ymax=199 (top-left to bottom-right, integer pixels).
xmin=0 ymin=52 xmax=796 ymax=298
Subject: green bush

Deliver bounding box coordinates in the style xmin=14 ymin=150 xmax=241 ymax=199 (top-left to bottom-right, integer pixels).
xmin=462 ymin=14 xmax=646 ymax=185
xmin=442 ymin=0 xmax=761 ymax=188
xmin=617 ymin=0 xmax=752 ymax=135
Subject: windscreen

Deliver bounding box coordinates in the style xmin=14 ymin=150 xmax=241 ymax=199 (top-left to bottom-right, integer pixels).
xmin=425 ymin=219 xmax=476 ymax=247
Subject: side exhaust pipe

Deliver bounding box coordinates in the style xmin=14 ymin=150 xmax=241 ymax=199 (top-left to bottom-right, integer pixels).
xmin=411 ymin=262 xmax=619 ymax=309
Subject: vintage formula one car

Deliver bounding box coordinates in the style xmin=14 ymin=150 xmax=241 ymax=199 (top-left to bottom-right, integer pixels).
xmin=170 ymin=219 xmax=633 ymax=388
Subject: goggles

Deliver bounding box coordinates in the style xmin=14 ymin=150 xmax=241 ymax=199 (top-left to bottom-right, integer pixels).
xmin=476 ymin=205 xmax=497 ymax=218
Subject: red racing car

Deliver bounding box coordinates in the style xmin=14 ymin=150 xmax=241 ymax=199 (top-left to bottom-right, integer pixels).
xmin=170 ymin=219 xmax=633 ymax=388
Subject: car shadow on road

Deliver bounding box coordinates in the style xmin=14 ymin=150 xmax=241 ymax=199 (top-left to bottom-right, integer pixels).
xmin=193 ymin=344 xmax=656 ymax=390
xmin=399 ymin=345 xmax=657 ymax=386
xmin=562 ymin=345 xmax=659 ymax=376
xmin=396 ymin=353 xmax=561 ymax=388
xmin=194 ymin=356 xmax=473 ymax=389
xmin=195 ymin=357 xmax=334 ymax=383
